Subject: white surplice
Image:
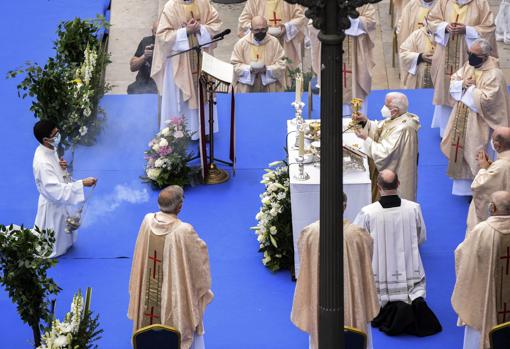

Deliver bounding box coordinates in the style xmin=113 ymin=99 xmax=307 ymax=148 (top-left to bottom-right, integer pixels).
xmin=33 ymin=145 xmax=85 ymax=257
xmin=160 ymin=26 xmax=218 ymax=140
xmin=354 ymin=199 xmax=427 ymax=306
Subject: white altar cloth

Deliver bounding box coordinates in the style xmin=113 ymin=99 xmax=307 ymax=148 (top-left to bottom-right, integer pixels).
xmin=288 ymin=118 xmax=372 ymax=277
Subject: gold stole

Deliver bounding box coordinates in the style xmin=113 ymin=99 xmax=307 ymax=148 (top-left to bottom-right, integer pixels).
xmin=419 ymin=32 xmax=435 ymax=88
xmin=265 ymin=0 xmax=283 ymax=27
xmin=496 ymin=235 xmax=510 ymax=324
xmin=181 ymin=1 xmax=202 ymax=88
xmin=447 ymin=67 xmax=480 ymax=178
xmin=444 ymin=3 xmax=468 ymax=82
xmin=141 ymin=232 xmax=165 ymax=327
xmin=415 ymin=6 xmax=431 ymax=30
xmin=342 ymin=36 xmax=354 ymax=101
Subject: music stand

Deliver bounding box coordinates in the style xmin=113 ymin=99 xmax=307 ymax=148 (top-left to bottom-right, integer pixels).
xmin=198 ymin=52 xmax=236 ymax=184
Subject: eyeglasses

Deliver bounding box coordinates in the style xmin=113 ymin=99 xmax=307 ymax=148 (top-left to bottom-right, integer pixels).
xmin=252 ymin=28 xmax=268 ymax=33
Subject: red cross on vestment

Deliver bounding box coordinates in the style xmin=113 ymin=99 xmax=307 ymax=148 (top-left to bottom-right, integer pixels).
xmin=342 ymin=63 xmax=352 ymax=88
xmin=501 ymin=246 xmax=510 ymax=275
xmin=269 ymin=11 xmax=282 ymax=26
xmin=148 ymin=250 xmax=162 ymax=279
xmin=144 ymin=306 xmax=160 ymax=325
xmin=451 ymin=136 xmax=463 ymax=162
xmin=498 ymin=303 xmax=510 ymax=323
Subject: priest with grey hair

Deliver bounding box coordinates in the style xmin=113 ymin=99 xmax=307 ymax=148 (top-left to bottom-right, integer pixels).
xmin=353 ymin=92 xmax=420 ymax=202
xmin=452 ymin=191 xmax=510 ymax=349
xmin=128 ymin=185 xmax=213 ymax=349
xmin=466 ymin=127 xmax=510 ymax=233
xmin=440 ymin=38 xmax=510 ymax=196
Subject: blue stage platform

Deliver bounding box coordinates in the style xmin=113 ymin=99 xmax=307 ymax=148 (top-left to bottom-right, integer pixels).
xmin=0 ymin=1 xmax=483 ymax=348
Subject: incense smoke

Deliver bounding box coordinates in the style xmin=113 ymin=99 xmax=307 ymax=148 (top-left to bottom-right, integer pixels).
xmin=82 ymin=184 xmax=150 ymax=228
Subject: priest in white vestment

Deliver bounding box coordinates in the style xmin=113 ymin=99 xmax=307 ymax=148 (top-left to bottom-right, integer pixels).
xmin=427 ymin=0 xmax=497 ymax=137
xmin=238 ymin=0 xmax=306 ymax=78
xmin=399 ymin=26 xmax=436 ymax=89
xmin=128 ymin=186 xmax=213 ymax=349
xmin=354 ymin=170 xmax=442 ymax=336
xmin=397 ymin=0 xmax=436 ymax=49
xmin=353 ymin=92 xmax=420 ymax=202
xmin=309 ymin=4 xmax=376 ymax=115
xmin=151 ymin=0 xmax=222 ymax=139
xmin=466 ymin=127 xmax=510 ymax=233
xmin=440 ymin=39 xmax=510 ymax=196
xmin=231 ymin=16 xmax=287 ymax=92
xmin=291 ymin=193 xmax=380 ymax=349
xmin=32 ymin=120 xmax=97 ymax=258
xmin=452 ymin=191 xmax=510 ymax=349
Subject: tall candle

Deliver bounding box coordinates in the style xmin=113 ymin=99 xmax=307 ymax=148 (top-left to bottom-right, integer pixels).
xmin=298 ymin=127 xmax=305 ymax=156
xmin=295 ymin=74 xmax=302 ymax=103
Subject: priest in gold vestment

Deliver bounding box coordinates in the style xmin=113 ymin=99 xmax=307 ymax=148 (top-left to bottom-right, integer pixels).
xmin=427 ymin=0 xmax=497 ymax=137
xmin=399 ymin=27 xmax=436 ymax=89
xmin=128 ymin=186 xmax=213 ymax=349
xmin=238 ymin=0 xmax=306 ymax=77
xmin=466 ymin=127 xmax=510 ymax=233
xmin=440 ymin=39 xmax=510 ymax=196
xmin=291 ymin=193 xmax=379 ymax=349
xmin=309 ymin=4 xmax=376 ymax=115
xmin=354 ymin=92 xmax=420 ymax=202
xmin=452 ymin=191 xmax=510 ymax=349
xmin=231 ymin=16 xmax=286 ymax=92
xmin=397 ymin=0 xmax=436 ymax=49
xmin=152 ymin=0 xmax=222 ymax=138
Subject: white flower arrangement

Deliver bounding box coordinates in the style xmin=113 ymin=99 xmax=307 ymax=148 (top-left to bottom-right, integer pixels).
xmin=251 ymin=161 xmax=293 ymax=272
xmin=37 ymin=292 xmax=84 ymax=349
xmin=143 ymin=117 xmax=197 ymax=188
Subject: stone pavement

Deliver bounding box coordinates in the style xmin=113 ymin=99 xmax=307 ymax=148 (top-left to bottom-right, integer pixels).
xmin=105 ymin=0 xmax=510 ymax=94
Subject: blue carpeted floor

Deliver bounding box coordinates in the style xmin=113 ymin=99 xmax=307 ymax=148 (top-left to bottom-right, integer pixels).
xmin=0 ymin=1 xmax=485 ymax=348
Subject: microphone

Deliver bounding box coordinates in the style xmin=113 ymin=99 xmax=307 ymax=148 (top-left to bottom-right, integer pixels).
xmin=212 ymin=29 xmax=231 ymax=40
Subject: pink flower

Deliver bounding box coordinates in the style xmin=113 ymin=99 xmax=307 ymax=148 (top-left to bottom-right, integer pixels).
xmin=158 ymin=146 xmax=173 ymax=157
xmin=170 ymin=117 xmax=184 ymax=126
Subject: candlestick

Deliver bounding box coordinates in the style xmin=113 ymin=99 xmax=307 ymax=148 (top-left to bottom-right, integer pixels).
xmin=298 ymin=125 xmax=305 ymax=156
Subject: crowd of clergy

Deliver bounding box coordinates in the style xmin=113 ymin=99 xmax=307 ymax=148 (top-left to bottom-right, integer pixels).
xmin=28 ymin=0 xmax=510 ymax=348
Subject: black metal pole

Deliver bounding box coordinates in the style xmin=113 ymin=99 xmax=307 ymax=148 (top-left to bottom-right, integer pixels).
xmin=318 ymin=0 xmax=343 ymax=348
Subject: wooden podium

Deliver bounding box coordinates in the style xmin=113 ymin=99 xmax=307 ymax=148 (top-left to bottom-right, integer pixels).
xmin=198 ymin=52 xmax=236 ymax=184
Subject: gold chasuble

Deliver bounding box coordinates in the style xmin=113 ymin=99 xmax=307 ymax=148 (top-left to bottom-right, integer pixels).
xmin=265 ymin=0 xmax=283 ymax=28
xmin=452 ymin=216 xmax=510 ymax=349
xmin=128 ymin=213 xmax=214 ymax=349
xmin=428 ymin=0 xmax=497 ymax=107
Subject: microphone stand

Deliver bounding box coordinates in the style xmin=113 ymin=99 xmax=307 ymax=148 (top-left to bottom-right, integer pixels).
xmin=167 ymin=33 xmax=231 ymax=184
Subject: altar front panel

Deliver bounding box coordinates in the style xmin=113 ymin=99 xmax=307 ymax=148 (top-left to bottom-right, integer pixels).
xmin=288 ymin=119 xmax=371 ymax=277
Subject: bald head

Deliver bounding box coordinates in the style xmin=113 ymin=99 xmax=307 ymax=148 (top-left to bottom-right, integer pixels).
xmin=251 ymin=16 xmax=268 ymax=31
xmin=377 ymin=169 xmax=400 ymax=193
xmin=158 ymin=185 xmax=184 ymax=214
xmin=385 ymin=92 xmax=408 ymax=116
xmin=490 ymin=191 xmax=510 ymax=216
xmin=493 ymin=127 xmax=510 ymax=152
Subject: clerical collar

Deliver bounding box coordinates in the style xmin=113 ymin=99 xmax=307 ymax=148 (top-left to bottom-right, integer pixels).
xmin=379 ymin=195 xmax=402 ymax=208
xmin=456 ymin=0 xmax=470 ymax=5
xmin=181 ymin=0 xmax=193 ymax=3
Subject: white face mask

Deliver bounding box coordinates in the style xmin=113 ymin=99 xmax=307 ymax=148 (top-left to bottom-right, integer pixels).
xmin=48 ymin=133 xmax=61 ymax=148
xmin=381 ymin=105 xmax=392 ymax=119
